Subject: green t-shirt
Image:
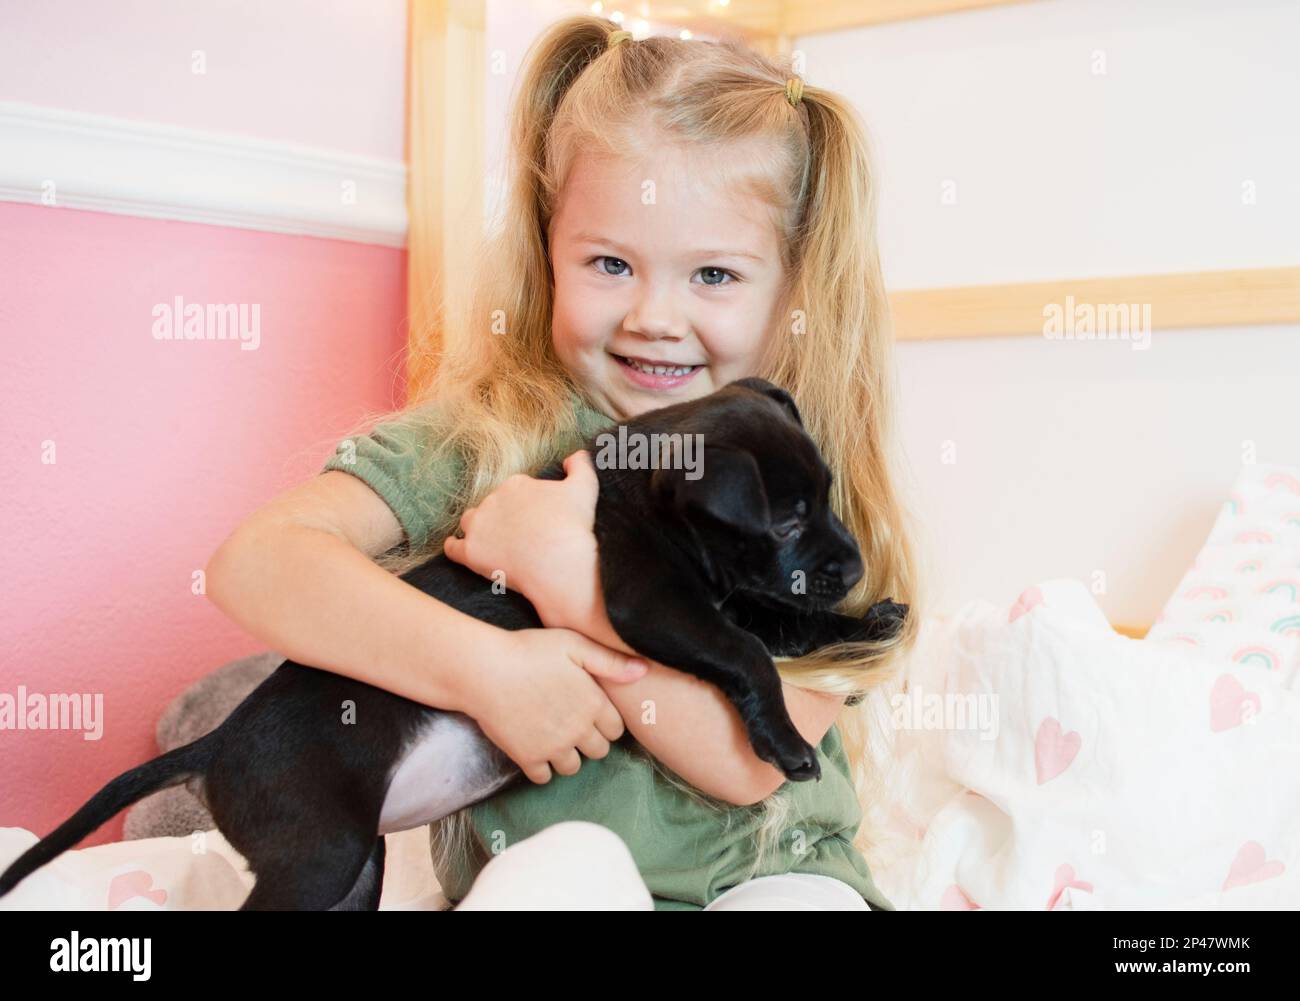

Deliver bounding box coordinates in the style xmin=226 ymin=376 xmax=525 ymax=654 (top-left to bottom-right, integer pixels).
xmin=320 ymin=390 xmax=894 ymax=911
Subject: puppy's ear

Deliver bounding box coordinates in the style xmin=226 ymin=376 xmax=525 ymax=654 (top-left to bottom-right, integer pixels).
xmin=730 ymin=377 xmax=803 ymax=427
xmin=651 ymin=446 xmax=771 ymax=536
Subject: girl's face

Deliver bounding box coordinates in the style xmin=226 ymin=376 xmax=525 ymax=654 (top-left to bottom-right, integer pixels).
xmin=548 ymin=146 xmax=787 ymax=422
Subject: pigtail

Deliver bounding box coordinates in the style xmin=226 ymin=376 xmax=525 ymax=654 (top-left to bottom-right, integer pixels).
xmin=768 ymin=85 xmax=932 ymax=876
xmin=508 ymin=17 xmax=612 ymax=200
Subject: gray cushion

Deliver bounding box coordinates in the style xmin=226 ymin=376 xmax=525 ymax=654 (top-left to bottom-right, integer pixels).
xmin=122 ymin=651 xmax=283 ymax=840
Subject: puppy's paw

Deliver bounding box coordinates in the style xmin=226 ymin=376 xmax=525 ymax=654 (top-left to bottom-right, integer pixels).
xmin=862 ymin=598 xmax=908 ymax=639
xmin=749 ymin=726 xmax=822 ymax=784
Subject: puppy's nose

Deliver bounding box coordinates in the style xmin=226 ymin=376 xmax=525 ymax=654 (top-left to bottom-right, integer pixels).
xmin=825 ymin=553 xmax=864 ymax=588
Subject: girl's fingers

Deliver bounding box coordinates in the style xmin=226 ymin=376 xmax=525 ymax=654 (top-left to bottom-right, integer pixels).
xmin=563 ymin=450 xmax=599 ymax=498
xmin=549 ymin=747 xmax=583 ymax=777
xmin=576 ymin=728 xmax=612 ymax=762
xmin=576 ymin=639 xmax=649 ymax=682
xmin=564 ymin=449 xmax=595 ymax=477
xmin=522 ymin=761 xmax=552 ymax=785
xmin=595 ymin=701 xmax=626 ymax=743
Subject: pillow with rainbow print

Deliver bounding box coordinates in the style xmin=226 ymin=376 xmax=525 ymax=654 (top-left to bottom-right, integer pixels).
xmin=1146 ymin=462 xmax=1300 ymax=689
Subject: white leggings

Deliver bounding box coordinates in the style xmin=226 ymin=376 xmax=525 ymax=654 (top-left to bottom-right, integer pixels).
xmin=452 ymin=820 xmax=871 ymax=911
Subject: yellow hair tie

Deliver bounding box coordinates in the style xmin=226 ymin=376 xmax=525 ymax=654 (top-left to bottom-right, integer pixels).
xmin=608 ymin=29 xmax=632 ymax=49
xmin=785 ymin=76 xmax=805 ymax=107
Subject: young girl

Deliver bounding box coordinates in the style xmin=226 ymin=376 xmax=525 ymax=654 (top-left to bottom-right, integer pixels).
xmin=206 ymin=15 xmax=925 ymax=911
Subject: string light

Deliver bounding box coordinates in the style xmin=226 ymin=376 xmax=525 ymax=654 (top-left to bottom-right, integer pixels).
xmin=595 ymin=4 xmax=707 ymax=43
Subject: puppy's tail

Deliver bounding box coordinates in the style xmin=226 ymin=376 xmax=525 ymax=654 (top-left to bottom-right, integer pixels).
xmin=0 ymin=734 xmax=217 ymax=898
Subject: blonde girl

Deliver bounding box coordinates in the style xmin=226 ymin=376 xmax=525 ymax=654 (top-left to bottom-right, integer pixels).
xmin=207 ymin=14 xmax=926 ymax=911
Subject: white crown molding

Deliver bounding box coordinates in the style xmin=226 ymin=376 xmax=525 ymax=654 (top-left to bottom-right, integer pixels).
xmin=0 ymin=101 xmax=407 ymax=247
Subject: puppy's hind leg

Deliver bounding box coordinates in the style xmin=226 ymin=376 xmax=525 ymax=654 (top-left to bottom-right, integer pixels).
xmin=329 ymin=837 xmax=386 ymax=911
xmin=238 ymin=827 xmax=377 ymax=911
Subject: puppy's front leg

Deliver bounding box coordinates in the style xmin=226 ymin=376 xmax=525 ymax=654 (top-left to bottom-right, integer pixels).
xmin=814 ymin=599 xmax=910 ymax=647
xmin=719 ymin=594 xmax=909 ymax=657
xmin=600 ymin=565 xmax=821 ymax=783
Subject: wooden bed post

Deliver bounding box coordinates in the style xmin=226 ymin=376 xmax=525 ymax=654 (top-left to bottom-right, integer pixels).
xmin=405 ymin=0 xmax=486 ymax=402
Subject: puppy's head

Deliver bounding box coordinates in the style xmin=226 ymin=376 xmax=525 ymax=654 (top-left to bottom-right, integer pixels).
xmin=650 ymin=377 xmax=864 ymax=610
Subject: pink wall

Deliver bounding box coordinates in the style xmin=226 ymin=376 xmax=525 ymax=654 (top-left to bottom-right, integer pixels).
xmin=0 ymin=202 xmax=407 ymax=844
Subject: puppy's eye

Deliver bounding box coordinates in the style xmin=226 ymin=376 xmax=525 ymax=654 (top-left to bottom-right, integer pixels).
xmin=773 ymin=519 xmax=802 ymax=542
xmin=795 ymin=499 xmax=808 ymax=517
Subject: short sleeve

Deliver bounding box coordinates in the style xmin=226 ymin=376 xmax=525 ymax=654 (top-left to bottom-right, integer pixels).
xmin=320 ymin=417 xmax=461 ymax=553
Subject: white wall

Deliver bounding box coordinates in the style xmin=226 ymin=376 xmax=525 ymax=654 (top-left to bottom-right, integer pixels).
xmin=797 ymin=0 xmax=1298 ymax=287
xmin=796 ymin=0 xmax=1300 ymax=622
xmin=0 ymin=0 xmax=406 ymax=159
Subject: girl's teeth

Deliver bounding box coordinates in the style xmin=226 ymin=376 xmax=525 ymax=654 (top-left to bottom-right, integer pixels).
xmin=623 ymin=356 xmax=696 ymax=376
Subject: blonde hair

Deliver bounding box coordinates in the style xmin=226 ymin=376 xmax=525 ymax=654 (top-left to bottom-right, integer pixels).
xmin=314 ymin=14 xmax=931 ymax=898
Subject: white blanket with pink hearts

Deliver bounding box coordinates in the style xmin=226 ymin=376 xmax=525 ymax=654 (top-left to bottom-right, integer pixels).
xmin=869 ymin=463 xmax=1300 ymax=910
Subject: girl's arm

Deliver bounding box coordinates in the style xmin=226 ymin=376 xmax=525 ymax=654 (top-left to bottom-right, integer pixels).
xmin=206 ymin=470 xmax=501 ymax=712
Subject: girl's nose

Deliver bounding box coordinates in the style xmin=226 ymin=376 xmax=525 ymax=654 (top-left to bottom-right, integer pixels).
xmin=624 ymin=285 xmax=689 ymax=340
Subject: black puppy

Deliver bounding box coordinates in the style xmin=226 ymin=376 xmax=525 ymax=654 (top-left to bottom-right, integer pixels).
xmin=0 ymin=377 xmax=907 ymax=910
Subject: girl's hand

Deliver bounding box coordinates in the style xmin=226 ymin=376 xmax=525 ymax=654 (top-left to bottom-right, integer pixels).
xmin=461 ymin=625 xmax=648 ymax=785
xmin=442 ymin=450 xmax=602 ymax=629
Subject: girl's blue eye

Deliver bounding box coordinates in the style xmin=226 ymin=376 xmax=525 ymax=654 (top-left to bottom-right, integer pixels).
xmin=698 ymin=266 xmax=737 ymax=287
xmin=595 ymin=256 xmax=630 ymax=277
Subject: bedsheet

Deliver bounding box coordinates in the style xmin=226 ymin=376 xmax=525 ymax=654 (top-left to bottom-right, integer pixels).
xmin=0 ymin=823 xmax=445 ymax=910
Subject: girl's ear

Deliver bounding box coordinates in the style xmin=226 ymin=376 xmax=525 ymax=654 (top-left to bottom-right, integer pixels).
xmin=650 ymin=446 xmax=772 ymax=536
xmin=729 ymin=377 xmax=803 ymax=427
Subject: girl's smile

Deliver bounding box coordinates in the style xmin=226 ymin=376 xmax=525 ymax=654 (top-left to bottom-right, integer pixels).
xmin=609 ymin=351 xmax=704 ymax=389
